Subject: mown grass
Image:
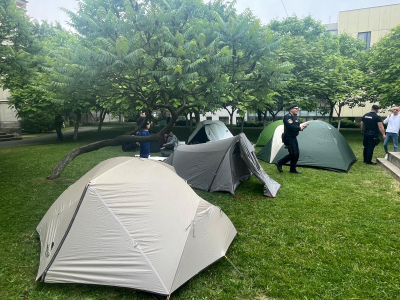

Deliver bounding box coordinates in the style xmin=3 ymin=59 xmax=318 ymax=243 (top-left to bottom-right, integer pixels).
xmin=0 ymin=125 xmax=399 ymax=300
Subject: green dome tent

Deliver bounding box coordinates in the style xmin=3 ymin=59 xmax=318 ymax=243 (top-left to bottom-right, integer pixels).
xmin=255 ymin=120 xmax=283 ymax=146
xmin=257 ymin=120 xmax=357 ymax=172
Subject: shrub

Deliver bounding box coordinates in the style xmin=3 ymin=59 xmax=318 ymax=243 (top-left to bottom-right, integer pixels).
xmin=174 ymin=120 xmax=197 ymax=126
xmin=20 ymin=114 xmax=54 ymax=133
xmin=331 ymin=118 xmax=360 ymax=128
xmin=237 ymin=121 xmax=264 ymax=127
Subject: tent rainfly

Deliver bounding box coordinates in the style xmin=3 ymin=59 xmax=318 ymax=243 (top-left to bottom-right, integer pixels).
xmin=255 ymin=120 xmax=283 ymax=146
xmin=36 ymin=157 xmax=237 ymax=299
xmin=187 ymin=120 xmax=233 ymax=144
xmin=165 ymin=133 xmax=281 ymax=197
xmin=257 ymin=120 xmax=357 ymax=172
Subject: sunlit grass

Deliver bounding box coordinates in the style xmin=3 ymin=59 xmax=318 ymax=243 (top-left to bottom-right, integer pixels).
xmin=0 ymin=127 xmax=399 ymax=300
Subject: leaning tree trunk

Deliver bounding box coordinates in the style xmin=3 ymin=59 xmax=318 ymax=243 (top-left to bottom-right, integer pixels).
xmin=48 ymin=112 xmax=180 ymax=180
xmin=73 ymin=111 xmax=82 ymax=140
xmin=47 ymin=134 xmax=160 ymax=180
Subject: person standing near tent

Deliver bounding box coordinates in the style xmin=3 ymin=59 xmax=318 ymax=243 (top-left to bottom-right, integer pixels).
xmin=361 ymin=104 xmax=386 ymax=165
xmin=276 ymin=104 xmax=307 ymax=174
xmin=136 ymin=111 xmax=146 ymax=128
xmin=137 ymin=122 xmax=151 ymax=158
xmin=383 ymin=106 xmax=400 ymax=159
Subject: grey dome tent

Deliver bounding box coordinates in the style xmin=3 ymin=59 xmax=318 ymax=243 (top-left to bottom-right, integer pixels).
xmin=165 ymin=133 xmax=281 ymax=197
xmin=257 ymin=120 xmax=357 ymax=172
xmin=187 ymin=120 xmax=233 ymax=144
xmin=36 ymin=157 xmax=236 ymax=299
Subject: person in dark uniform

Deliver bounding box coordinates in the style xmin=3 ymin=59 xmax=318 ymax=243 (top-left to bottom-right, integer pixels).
xmin=276 ymin=104 xmax=308 ymax=174
xmin=361 ymin=104 xmax=386 ymax=165
xmin=54 ymin=114 xmax=64 ymax=142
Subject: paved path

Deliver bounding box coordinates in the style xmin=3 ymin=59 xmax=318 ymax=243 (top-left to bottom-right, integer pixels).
xmin=0 ymin=127 xmax=102 ymax=148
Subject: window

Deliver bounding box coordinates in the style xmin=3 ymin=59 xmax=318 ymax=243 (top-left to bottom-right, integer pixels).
xmin=327 ymin=30 xmax=338 ymax=35
xmin=358 ymin=32 xmax=371 ymax=49
xmin=206 ymin=116 xmax=212 ymax=120
xmin=219 ymin=117 xmax=229 ymax=124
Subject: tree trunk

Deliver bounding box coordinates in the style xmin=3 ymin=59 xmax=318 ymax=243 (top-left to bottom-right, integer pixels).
xmin=97 ymin=109 xmax=106 ymax=132
xmin=328 ymin=101 xmax=334 ymax=124
xmin=193 ymin=110 xmax=200 ymax=125
xmin=189 ymin=112 xmax=193 ymax=131
xmin=241 ymin=117 xmax=245 ymax=133
xmin=263 ymin=110 xmax=268 ymax=128
xmin=337 ymin=104 xmax=342 ymax=131
xmin=73 ymin=111 xmax=82 ymax=140
xmin=47 ymin=134 xmax=161 ymax=180
xmin=48 ymin=111 xmax=182 ymax=180
xmin=257 ymin=109 xmax=262 ymax=122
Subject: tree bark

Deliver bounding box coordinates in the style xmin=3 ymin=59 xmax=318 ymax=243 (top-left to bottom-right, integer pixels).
xmin=193 ymin=109 xmax=200 ymax=124
xmin=47 ymin=105 xmax=188 ymax=180
xmin=257 ymin=109 xmax=262 ymax=122
xmin=241 ymin=117 xmax=245 ymax=133
xmin=97 ymin=109 xmax=106 ymax=132
xmin=47 ymin=134 xmax=160 ymax=180
xmin=73 ymin=110 xmax=82 ymax=140
xmin=189 ymin=112 xmax=193 ymax=131
xmin=263 ymin=110 xmax=268 ymax=128
xmin=337 ymin=103 xmax=342 ymax=131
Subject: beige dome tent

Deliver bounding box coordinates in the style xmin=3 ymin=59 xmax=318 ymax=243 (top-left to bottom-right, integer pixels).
xmin=36 ymin=157 xmax=236 ymax=299
xmin=165 ymin=133 xmax=281 ymax=197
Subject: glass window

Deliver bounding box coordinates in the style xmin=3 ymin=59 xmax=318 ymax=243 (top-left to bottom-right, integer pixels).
xmin=358 ymin=32 xmax=371 ymax=48
xmin=206 ymin=116 xmax=212 ymax=120
xmin=219 ymin=117 xmax=229 ymax=124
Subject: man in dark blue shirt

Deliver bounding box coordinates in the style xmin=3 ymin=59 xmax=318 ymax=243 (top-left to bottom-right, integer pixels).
xmin=361 ymin=105 xmax=386 ymax=165
xmin=276 ymin=104 xmax=308 ymax=174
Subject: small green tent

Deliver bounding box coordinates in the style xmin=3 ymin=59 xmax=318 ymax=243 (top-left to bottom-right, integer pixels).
xmin=255 ymin=120 xmax=283 ymax=146
xmin=257 ymin=120 xmax=357 ymax=172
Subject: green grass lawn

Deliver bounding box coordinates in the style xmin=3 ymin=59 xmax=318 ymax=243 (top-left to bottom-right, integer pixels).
xmin=0 ymin=126 xmax=399 ymax=300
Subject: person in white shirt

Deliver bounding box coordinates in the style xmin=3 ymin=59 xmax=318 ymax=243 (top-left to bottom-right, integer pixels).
xmin=383 ymin=106 xmax=400 ymax=158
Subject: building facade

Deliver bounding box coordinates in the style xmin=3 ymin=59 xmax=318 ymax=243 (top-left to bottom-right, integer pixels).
xmin=326 ymin=4 xmax=400 ymax=120
xmin=0 ymin=0 xmax=28 ymax=134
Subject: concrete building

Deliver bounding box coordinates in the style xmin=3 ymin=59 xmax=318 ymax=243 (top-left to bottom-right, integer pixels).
xmin=337 ymin=4 xmax=400 ymax=48
xmin=0 ymin=0 xmax=28 ymax=134
xmin=324 ymin=3 xmax=400 ymax=120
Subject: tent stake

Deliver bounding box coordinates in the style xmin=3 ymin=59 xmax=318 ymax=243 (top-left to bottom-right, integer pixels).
xmin=224 ymin=255 xmax=244 ymax=277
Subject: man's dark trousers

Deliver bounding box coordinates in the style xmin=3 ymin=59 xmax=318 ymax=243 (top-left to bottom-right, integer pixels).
xmin=363 ymin=134 xmax=377 ymax=163
xmin=278 ymin=136 xmax=299 ymax=171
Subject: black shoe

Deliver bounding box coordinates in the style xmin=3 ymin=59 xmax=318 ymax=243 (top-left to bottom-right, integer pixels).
xmin=365 ymin=161 xmax=377 ymax=165
xmin=290 ymin=170 xmax=302 ymax=174
xmin=276 ymin=163 xmax=283 ymax=173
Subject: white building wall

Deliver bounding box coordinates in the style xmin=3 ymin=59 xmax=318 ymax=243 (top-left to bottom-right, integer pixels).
xmin=200 ymin=107 xmax=246 ymax=125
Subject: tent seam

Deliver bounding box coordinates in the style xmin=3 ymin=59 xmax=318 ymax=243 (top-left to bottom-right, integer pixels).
xmin=91 ymin=158 xmax=136 ymax=183
xmin=90 ymin=186 xmax=169 ymax=295
xmin=168 ymin=198 xmax=203 ymax=293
